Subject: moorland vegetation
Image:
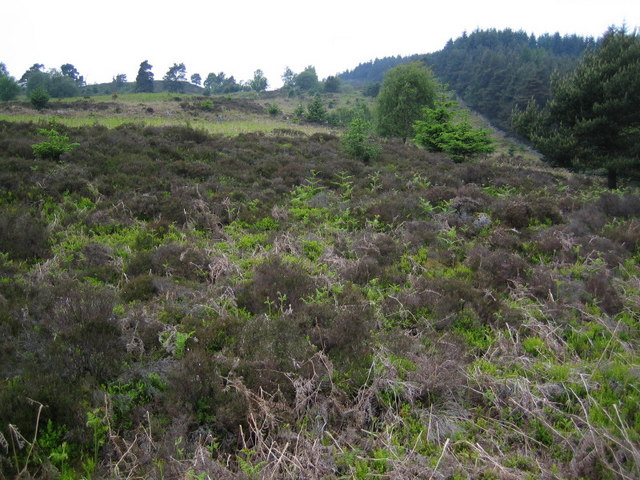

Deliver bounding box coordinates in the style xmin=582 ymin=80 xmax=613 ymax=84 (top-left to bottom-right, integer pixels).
xmin=0 ymin=26 xmax=638 ymax=480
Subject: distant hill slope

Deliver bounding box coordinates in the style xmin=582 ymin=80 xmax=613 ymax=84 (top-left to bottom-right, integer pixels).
xmin=339 ymin=29 xmax=594 ymax=131
xmin=85 ymin=79 xmax=205 ymax=96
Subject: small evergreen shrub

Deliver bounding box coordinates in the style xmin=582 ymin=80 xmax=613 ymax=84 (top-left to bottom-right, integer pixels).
xmin=341 ymin=117 xmax=380 ymax=162
xmin=267 ymin=103 xmax=281 ymax=116
xmin=32 ymin=127 xmax=79 ymax=160
xmin=414 ymin=99 xmax=494 ymax=160
xmin=29 ymin=87 xmax=50 ymax=110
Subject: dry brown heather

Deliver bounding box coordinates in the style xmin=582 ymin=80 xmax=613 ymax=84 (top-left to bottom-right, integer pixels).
xmin=0 ymin=95 xmax=638 ymax=479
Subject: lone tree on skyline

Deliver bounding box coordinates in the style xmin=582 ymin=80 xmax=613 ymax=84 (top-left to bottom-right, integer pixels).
xmin=135 ymin=60 xmax=154 ymax=93
xmin=512 ymin=26 xmax=640 ymax=189
xmin=249 ymin=69 xmax=268 ymax=92
xmin=164 ymin=63 xmax=187 ymax=93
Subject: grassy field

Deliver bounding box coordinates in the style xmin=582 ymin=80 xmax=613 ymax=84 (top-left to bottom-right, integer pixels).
xmin=0 ymin=112 xmax=331 ymax=136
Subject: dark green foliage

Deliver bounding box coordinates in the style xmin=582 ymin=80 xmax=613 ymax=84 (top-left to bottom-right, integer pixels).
xmin=29 ymin=87 xmax=49 ymax=110
xmin=163 ymin=62 xmax=187 ymax=93
xmin=305 ymin=95 xmax=326 ymax=123
xmin=190 ymin=73 xmax=201 ymax=86
xmin=341 ymin=116 xmax=380 ymax=162
xmin=267 ymin=103 xmax=281 ymax=116
xmin=363 ymin=81 xmax=380 ymax=97
xmin=340 ymin=29 xmax=592 ymax=132
xmin=414 ymin=98 xmax=494 ymax=160
xmin=512 ymin=26 xmax=640 ymax=188
xmin=47 ymin=70 xmax=80 ymax=97
xmin=135 ymin=60 xmax=154 ymax=93
xmin=60 ymin=63 xmax=83 ymax=85
xmin=323 ymin=75 xmax=341 ymax=92
xmin=0 ymin=75 xmax=20 ymax=101
xmin=376 ymin=62 xmax=438 ymax=141
xmin=340 ymin=56 xmax=419 ymax=86
xmin=294 ymin=65 xmax=319 ymax=91
xmin=427 ymin=29 xmax=592 ymax=130
xmin=294 ymin=65 xmax=318 ymax=91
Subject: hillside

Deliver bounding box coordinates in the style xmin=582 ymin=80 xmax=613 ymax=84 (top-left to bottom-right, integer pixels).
xmin=340 ymin=29 xmax=593 ymax=131
xmin=0 ymin=92 xmax=639 ymax=479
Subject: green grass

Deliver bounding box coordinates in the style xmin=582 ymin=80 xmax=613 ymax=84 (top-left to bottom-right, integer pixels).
xmin=0 ymin=113 xmax=330 ymax=136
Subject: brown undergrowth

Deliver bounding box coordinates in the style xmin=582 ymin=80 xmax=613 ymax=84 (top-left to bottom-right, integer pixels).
xmin=0 ymin=109 xmax=638 ymax=479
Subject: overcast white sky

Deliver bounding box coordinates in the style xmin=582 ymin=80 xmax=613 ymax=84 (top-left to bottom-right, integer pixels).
xmin=2 ymin=0 xmax=638 ymax=88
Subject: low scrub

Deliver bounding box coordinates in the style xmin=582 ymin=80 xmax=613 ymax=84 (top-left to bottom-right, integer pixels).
xmin=0 ymin=103 xmax=638 ymax=480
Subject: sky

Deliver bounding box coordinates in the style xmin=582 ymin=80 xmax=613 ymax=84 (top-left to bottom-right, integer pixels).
xmin=2 ymin=0 xmax=638 ymax=89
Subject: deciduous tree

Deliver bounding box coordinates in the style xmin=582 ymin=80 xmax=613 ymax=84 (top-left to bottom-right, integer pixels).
xmin=376 ymin=62 xmax=438 ymax=142
xmin=295 ymin=66 xmax=319 ymax=91
xmin=249 ymin=69 xmax=268 ymax=92
xmin=0 ymin=76 xmax=20 ymax=101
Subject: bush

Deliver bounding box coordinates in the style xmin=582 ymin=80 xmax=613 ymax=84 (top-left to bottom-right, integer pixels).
xmin=236 ymin=256 xmax=316 ymax=314
xmin=121 ymin=275 xmax=158 ymax=302
xmin=414 ymin=99 xmax=495 ymax=160
xmin=306 ymin=96 xmax=326 ymax=123
xmin=29 ymin=87 xmax=50 ymax=110
xmin=32 ymin=127 xmax=80 ymax=160
xmin=0 ymin=76 xmax=20 ymax=101
xmin=341 ymin=117 xmax=380 ymax=162
xmin=267 ymin=103 xmax=281 ymax=116
xmin=0 ymin=208 xmax=51 ymax=260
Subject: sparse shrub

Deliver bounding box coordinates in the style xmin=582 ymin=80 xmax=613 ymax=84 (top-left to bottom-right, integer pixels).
xmin=0 ymin=208 xmax=50 ymax=260
xmin=150 ymin=243 xmax=210 ymax=281
xmin=29 ymin=87 xmax=50 ymax=110
xmin=126 ymin=251 xmax=153 ymax=277
xmin=585 ymin=269 xmax=623 ymax=315
xmin=604 ymin=219 xmax=640 ymax=253
xmin=267 ymin=103 xmax=281 ymax=116
xmin=236 ymin=256 xmax=316 ymax=314
xmin=305 ymin=96 xmax=326 ymax=123
xmin=492 ymin=196 xmax=561 ymax=229
xmin=468 ymin=245 xmax=528 ymax=289
xmin=121 ymin=274 xmax=158 ymax=302
xmin=32 ymin=127 xmax=79 ymax=160
xmin=341 ymin=116 xmax=380 ymax=162
xmin=166 ymin=348 xmax=247 ymax=439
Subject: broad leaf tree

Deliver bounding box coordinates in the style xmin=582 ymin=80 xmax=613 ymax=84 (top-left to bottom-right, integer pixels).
xmin=0 ymin=64 xmax=20 ymax=101
xmin=0 ymin=76 xmax=20 ymax=101
xmin=376 ymin=62 xmax=438 ymax=142
xmin=249 ymin=69 xmax=268 ymax=92
xmin=512 ymin=27 xmax=640 ymax=189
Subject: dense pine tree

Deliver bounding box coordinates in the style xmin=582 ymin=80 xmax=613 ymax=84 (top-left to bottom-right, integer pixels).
xmin=512 ymin=27 xmax=640 ymax=189
xmin=135 ymin=60 xmax=154 ymax=93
